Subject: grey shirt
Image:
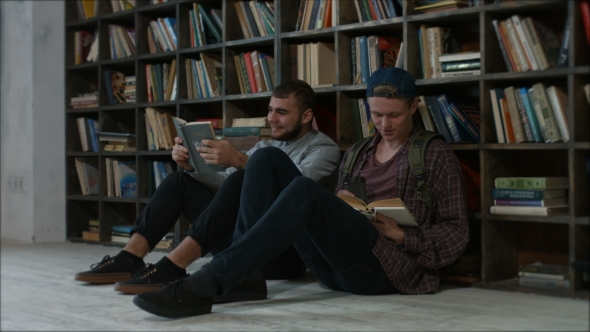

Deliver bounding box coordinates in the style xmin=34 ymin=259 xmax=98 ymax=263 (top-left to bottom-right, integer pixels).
xmin=189 ymin=129 xmax=341 ymax=192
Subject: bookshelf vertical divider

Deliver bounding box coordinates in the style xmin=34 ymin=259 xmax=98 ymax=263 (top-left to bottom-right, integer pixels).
xmin=65 ymin=0 xmax=589 ymax=298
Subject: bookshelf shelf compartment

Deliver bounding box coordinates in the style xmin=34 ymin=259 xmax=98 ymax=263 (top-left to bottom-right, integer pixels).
xmin=64 ymin=0 xmax=589 ymax=295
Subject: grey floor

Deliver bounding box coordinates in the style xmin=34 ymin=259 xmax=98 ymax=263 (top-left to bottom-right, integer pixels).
xmin=1 ymin=240 xmax=588 ymax=331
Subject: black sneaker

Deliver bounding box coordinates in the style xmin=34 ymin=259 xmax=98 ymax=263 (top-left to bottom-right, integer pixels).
xmin=75 ymin=255 xmax=145 ymax=284
xmin=133 ymin=275 xmax=213 ymax=318
xmin=114 ymin=263 xmax=186 ymax=294
xmin=213 ymin=273 xmax=267 ymax=303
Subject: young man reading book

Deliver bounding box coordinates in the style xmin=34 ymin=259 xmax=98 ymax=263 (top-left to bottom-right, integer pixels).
xmin=132 ymin=67 xmax=470 ymax=318
xmin=75 ymin=80 xmax=341 ymax=298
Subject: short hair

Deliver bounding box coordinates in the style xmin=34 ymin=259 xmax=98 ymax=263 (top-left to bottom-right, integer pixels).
xmin=371 ymin=84 xmax=414 ymax=107
xmin=272 ymin=79 xmax=316 ymax=114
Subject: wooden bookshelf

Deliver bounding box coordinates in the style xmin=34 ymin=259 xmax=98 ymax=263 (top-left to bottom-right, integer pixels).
xmin=65 ymin=0 xmax=589 ymax=298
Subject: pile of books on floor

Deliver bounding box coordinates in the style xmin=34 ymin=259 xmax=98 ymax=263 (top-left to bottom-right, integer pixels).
xmin=70 ymin=92 xmax=98 ymax=109
xmin=223 ymin=117 xmax=271 ymax=152
xmin=82 ymin=219 xmax=100 ymax=242
xmin=111 ymin=225 xmax=174 ymax=250
xmin=438 ymin=52 xmax=480 ymax=78
xmin=519 ymin=261 xmax=570 ymax=290
xmin=490 ymin=177 xmax=568 ymax=216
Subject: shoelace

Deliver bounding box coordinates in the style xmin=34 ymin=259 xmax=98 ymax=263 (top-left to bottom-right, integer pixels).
xmin=131 ymin=263 xmax=157 ymax=285
xmin=90 ymin=255 xmax=114 ymax=269
xmin=161 ymin=274 xmax=190 ymax=303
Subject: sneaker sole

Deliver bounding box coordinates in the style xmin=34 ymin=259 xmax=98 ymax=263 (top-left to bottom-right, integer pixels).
xmin=133 ymin=295 xmax=212 ymax=318
xmin=114 ymin=283 xmax=164 ymax=295
xmin=75 ymin=273 xmax=131 ymax=284
xmin=213 ymin=291 xmax=267 ymax=303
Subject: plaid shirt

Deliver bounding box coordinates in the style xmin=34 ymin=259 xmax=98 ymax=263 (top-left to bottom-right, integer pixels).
xmin=335 ymin=128 xmax=469 ymax=294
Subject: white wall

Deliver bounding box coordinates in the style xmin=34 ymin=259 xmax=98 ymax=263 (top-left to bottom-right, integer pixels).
xmin=1 ymin=1 xmax=65 ymax=242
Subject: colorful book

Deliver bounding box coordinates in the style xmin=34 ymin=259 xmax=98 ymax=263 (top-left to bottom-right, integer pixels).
xmin=491 ymin=188 xmax=566 ymax=200
xmin=493 ymin=198 xmax=567 ymax=207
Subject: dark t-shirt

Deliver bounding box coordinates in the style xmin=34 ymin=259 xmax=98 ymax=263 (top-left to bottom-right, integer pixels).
xmin=360 ymin=149 xmax=401 ymax=203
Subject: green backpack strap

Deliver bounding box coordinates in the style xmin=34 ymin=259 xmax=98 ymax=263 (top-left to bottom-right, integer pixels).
xmin=409 ymin=130 xmax=444 ymax=217
xmin=342 ymin=136 xmax=373 ymax=180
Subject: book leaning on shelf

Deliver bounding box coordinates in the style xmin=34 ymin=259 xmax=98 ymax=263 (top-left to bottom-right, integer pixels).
xmin=172 ymin=117 xmax=225 ymax=174
xmin=336 ymin=194 xmax=418 ymax=228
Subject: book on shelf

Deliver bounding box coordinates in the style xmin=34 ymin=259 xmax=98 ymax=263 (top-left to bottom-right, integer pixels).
xmin=491 ymin=19 xmax=514 ymax=73
xmin=74 ymin=158 xmax=99 ymax=195
xmin=336 ymin=194 xmax=418 ymax=227
xmin=413 ymin=0 xmax=469 ymax=13
xmin=489 ymin=205 xmax=569 ymax=216
xmin=494 ymin=177 xmax=569 ymax=189
xmin=424 ymin=95 xmax=452 ymax=143
xmin=518 ymin=276 xmax=570 ymax=290
xmin=115 ymin=161 xmax=137 ymax=198
xmin=503 ymin=86 xmax=526 ymax=143
xmin=441 ymin=59 xmax=480 ymax=72
xmin=417 ymin=96 xmax=436 ymax=133
xmin=74 ymin=30 xmax=95 ymax=65
xmin=518 ymin=271 xmax=568 ymax=280
xmin=198 ymin=4 xmax=222 ymax=43
xmin=518 ymin=87 xmax=544 ymax=142
xmin=436 ymin=94 xmax=477 ymax=143
xmin=545 ymin=85 xmax=569 ymax=143
xmin=223 ymin=127 xmax=271 ymax=137
xmin=512 ymin=86 xmax=534 ymax=142
xmin=447 ymin=103 xmax=480 ymax=143
xmin=581 ymin=0 xmax=590 ymax=45
xmin=520 ymin=262 xmax=569 ymax=275
xmin=491 ymin=188 xmax=566 ymax=200
xmin=231 ymin=117 xmax=269 ymax=127
xmin=82 ymin=231 xmax=99 ymax=242
xmin=172 ymin=117 xmax=225 ymax=174
xmin=493 ymin=198 xmax=567 ymax=207
xmin=440 ymin=70 xmax=480 ymax=78
xmin=103 ymin=70 xmax=128 ymax=105
xmin=529 ymin=82 xmax=562 ymax=143
xmin=438 ymin=51 xmax=480 ymax=63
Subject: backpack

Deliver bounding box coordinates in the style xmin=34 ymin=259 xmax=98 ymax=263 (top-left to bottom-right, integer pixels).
xmin=342 ymin=130 xmax=444 ymax=217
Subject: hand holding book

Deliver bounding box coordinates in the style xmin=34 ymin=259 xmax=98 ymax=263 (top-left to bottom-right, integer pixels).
xmin=336 ymin=194 xmax=418 ymax=228
xmin=370 ymin=212 xmax=407 ymax=244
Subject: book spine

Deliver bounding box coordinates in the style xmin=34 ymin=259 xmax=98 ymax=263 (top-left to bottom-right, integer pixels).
xmin=198 ymin=4 xmax=222 ymax=42
xmin=518 ymin=276 xmax=570 ymax=290
xmin=494 ymin=199 xmax=547 ymax=207
xmin=490 ymin=205 xmax=553 ymax=216
xmin=492 ymin=20 xmax=514 ymax=72
xmin=359 ymin=36 xmax=369 ymax=84
xmin=439 ymin=70 xmax=481 ymax=77
xmin=448 ymin=104 xmax=480 ymax=142
xmin=436 ymin=95 xmax=461 ymax=143
xmin=521 ymin=17 xmax=549 ymax=70
xmin=441 ymin=60 xmax=480 ymax=72
xmin=425 ymin=96 xmax=452 ymax=143
xmin=513 ymin=88 xmax=534 ymax=142
xmin=512 ymin=15 xmax=539 ymax=71
xmin=351 ymin=38 xmax=357 ymax=84
xmin=519 ymin=87 xmax=543 ymax=142
xmin=546 ymin=86 xmax=569 ymax=142
xmin=491 ymin=189 xmax=545 ymax=199
xmin=531 ymin=83 xmax=562 ymax=143
xmin=527 ymin=86 xmax=551 ymax=143
xmin=504 ymin=87 xmax=526 ymax=143
xmin=222 ymin=127 xmax=265 ymax=137
xmin=518 ymin=271 xmax=567 ymax=280
xmin=520 ymin=266 xmax=568 ymax=275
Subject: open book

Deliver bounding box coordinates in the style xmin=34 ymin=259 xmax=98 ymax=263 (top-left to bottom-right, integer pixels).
xmin=337 ymin=194 xmax=418 ymax=227
xmin=172 ymin=117 xmax=225 ymax=174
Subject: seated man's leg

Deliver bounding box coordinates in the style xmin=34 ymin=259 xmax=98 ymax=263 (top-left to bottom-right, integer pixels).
xmin=75 ymin=172 xmax=215 ymax=285
xmin=133 ymin=149 xmax=396 ymax=318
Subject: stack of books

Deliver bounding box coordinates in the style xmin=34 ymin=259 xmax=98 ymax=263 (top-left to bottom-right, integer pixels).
xmin=294 ymin=0 xmax=336 ymax=30
xmin=70 ymin=92 xmax=98 ymax=109
xmin=490 ymin=177 xmax=569 ymax=216
xmin=438 ymin=52 xmax=481 ymax=78
xmin=97 ymin=131 xmax=136 ymax=152
xmin=223 ymin=117 xmax=271 ymax=151
xmin=144 ymin=107 xmax=178 ymax=151
xmin=519 ymin=261 xmax=570 ymax=290
xmin=82 ymin=219 xmax=100 ymax=242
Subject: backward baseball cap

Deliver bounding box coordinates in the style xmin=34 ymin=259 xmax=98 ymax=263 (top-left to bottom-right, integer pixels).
xmin=366 ymin=67 xmax=417 ymax=98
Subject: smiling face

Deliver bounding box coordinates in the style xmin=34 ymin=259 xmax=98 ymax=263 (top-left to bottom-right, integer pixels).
xmin=367 ymin=96 xmax=417 ymax=143
xmin=267 ymin=94 xmax=313 ymax=142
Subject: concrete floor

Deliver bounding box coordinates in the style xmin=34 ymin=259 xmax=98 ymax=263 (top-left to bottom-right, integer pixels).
xmin=1 ymin=240 xmax=588 ymax=331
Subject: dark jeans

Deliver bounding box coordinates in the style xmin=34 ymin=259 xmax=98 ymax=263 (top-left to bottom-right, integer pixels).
xmin=203 ymin=147 xmax=398 ymax=295
xmin=132 ymin=169 xmax=306 ymax=279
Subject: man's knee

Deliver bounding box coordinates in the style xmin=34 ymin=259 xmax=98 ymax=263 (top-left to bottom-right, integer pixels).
xmin=249 ymin=146 xmax=289 ymax=166
xmin=159 ymin=170 xmax=191 ymax=188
